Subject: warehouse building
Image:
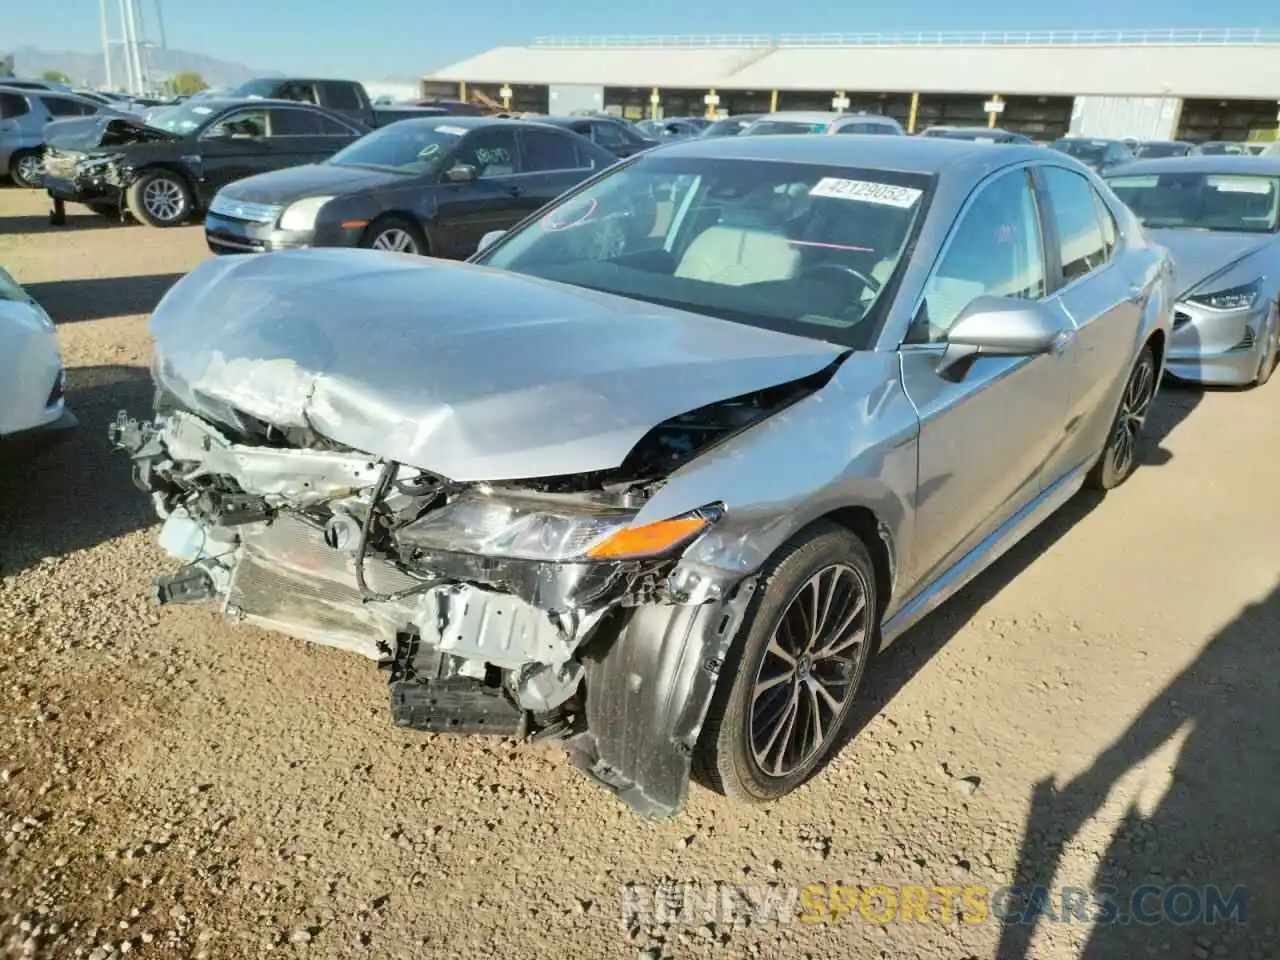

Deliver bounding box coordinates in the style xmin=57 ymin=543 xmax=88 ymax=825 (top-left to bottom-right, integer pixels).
xmin=421 ymin=28 xmax=1280 ymax=142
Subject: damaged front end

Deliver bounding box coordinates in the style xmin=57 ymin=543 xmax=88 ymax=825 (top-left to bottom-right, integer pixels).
xmin=41 ymin=117 xmax=176 ymax=211
xmin=109 ymin=364 xmax=833 ymax=816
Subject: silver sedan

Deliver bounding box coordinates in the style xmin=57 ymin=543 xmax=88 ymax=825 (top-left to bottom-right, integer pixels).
xmin=1104 ymin=156 xmax=1280 ymax=386
xmin=113 ymin=135 xmax=1173 ymax=816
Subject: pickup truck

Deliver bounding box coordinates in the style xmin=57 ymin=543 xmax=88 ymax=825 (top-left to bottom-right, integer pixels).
xmin=224 ymin=78 xmax=441 ymax=129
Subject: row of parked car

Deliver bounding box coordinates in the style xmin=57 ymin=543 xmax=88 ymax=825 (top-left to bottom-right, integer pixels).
xmin=6 ymin=105 xmax=1279 ymax=816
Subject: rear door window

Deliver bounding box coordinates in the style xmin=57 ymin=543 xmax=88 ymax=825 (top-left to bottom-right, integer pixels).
xmin=277 ymin=81 xmax=319 ymax=105
xmin=1039 ymin=166 xmax=1111 ymax=285
xmin=519 ymin=129 xmax=579 ymax=172
xmin=269 ymin=108 xmax=324 ymax=136
xmin=43 ymin=96 xmax=95 ymax=117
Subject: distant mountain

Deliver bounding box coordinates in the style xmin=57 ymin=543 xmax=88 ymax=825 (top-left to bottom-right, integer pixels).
xmin=7 ymin=44 xmax=280 ymax=89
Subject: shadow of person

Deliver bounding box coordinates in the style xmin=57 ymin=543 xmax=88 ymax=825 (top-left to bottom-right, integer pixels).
xmin=996 ymin=583 xmax=1280 ymax=960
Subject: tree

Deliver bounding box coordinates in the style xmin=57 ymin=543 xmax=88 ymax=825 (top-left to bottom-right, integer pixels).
xmin=41 ymin=69 xmax=71 ymax=84
xmin=172 ymin=71 xmax=208 ymax=96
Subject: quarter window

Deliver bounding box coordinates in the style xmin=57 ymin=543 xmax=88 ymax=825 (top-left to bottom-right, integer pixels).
xmin=520 ymin=129 xmax=579 ymax=172
xmin=1093 ymin=191 xmax=1118 ymax=258
xmin=1040 ymin=166 xmax=1110 ymax=284
xmin=911 ymin=169 xmax=1046 ymax=343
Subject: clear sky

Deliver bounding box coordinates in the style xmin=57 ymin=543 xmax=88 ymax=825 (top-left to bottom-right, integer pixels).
xmin=10 ymin=0 xmax=1278 ymax=79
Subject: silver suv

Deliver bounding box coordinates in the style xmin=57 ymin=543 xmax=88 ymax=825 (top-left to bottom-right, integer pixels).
xmin=0 ymin=87 xmax=111 ymax=187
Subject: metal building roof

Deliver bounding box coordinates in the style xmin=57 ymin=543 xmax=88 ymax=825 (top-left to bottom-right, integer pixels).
xmin=428 ymin=29 xmax=1280 ymax=99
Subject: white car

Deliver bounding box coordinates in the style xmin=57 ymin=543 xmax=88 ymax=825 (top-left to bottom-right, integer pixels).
xmin=0 ymin=267 xmax=76 ymax=455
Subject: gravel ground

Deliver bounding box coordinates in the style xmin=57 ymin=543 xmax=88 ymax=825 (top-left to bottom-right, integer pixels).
xmin=1 ymin=186 xmax=1278 ymax=960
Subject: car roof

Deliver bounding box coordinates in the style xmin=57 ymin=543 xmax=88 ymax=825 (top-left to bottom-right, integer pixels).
xmin=1102 ymin=155 xmax=1280 ymax=176
xmin=655 ymin=133 xmax=1049 ymax=177
xmin=376 ymin=115 xmax=544 ymax=131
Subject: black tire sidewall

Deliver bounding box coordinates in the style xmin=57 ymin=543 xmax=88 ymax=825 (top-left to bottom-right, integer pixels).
xmin=361 ymin=216 xmax=427 ymax=255
xmin=1255 ymin=310 xmax=1278 ymax=387
xmin=1088 ymin=344 xmax=1156 ymax=491
xmin=696 ymin=523 xmax=877 ymax=803
xmin=127 ymin=171 xmax=192 ymax=227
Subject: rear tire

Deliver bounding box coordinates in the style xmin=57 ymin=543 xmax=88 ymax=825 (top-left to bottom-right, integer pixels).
xmin=126 ymin=170 xmax=193 ymax=227
xmin=361 ymin=215 xmax=428 ymax=255
xmin=1086 ymin=343 xmax=1157 ymax=491
xmin=9 ymin=149 xmax=42 ymax=188
xmin=693 ymin=522 xmax=876 ymax=804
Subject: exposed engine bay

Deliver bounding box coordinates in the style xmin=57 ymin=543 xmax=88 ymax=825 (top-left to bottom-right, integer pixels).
xmin=109 ymin=364 xmax=835 ymax=814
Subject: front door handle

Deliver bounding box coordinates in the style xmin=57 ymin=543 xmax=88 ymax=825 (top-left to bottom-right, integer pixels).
xmin=507 ymin=185 xmax=522 ymax=198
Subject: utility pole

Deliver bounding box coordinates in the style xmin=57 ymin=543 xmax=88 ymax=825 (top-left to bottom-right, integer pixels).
xmin=132 ymin=0 xmax=151 ymax=94
xmin=100 ymin=0 xmax=113 ymax=90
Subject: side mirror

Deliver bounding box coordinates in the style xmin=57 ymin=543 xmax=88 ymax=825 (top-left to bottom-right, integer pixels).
xmin=444 ymin=163 xmax=476 ymax=183
xmin=938 ymin=296 xmax=1067 ymax=378
xmin=477 ymin=229 xmax=505 ymax=253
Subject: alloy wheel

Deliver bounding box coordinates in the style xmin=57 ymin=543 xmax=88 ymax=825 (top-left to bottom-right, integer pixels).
xmin=1110 ymin=352 xmax=1156 ymax=477
xmin=142 ymin=178 xmax=186 ymax=223
xmin=370 ymin=228 xmax=419 ymax=254
xmin=15 ymin=153 xmax=42 ymax=185
xmin=747 ymin=563 xmax=869 ymax=779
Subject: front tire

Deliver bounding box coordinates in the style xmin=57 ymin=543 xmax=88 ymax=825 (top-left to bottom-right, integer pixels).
xmin=361 ymin=216 xmax=427 ymax=255
xmin=9 ymin=149 xmax=43 ymax=188
xmin=1086 ymin=343 xmax=1157 ymax=491
xmin=1252 ymin=308 xmax=1278 ymax=388
xmin=693 ymin=522 xmax=876 ymax=804
xmin=126 ymin=170 xmax=193 ymax=227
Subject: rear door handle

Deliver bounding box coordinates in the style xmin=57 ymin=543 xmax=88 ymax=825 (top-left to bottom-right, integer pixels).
xmin=507 ymin=185 xmax=522 ymax=197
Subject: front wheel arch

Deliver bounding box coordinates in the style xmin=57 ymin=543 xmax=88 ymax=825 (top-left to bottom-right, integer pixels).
xmin=360 ymin=213 xmax=430 ymax=255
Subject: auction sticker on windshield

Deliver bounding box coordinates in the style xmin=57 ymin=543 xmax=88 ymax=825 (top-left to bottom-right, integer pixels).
xmin=436 ymin=126 xmax=467 ymax=136
xmin=1208 ymin=176 xmax=1272 ymax=194
xmin=809 ymin=178 xmax=922 ymax=209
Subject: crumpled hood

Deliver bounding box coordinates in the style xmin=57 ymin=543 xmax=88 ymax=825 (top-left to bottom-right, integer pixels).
xmin=148 ymin=249 xmax=845 ymax=481
xmin=1146 ymin=229 xmax=1273 ymax=299
xmin=44 ymin=114 xmax=179 ymax=153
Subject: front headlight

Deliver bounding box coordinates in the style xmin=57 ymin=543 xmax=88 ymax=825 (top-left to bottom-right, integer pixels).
xmin=1187 ymin=279 xmax=1260 ymax=312
xmin=398 ymin=491 xmax=718 ymax=562
xmin=278 ymin=195 xmax=334 ymax=232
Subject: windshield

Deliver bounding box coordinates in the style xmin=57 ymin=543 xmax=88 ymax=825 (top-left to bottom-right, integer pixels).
xmin=1106 ymin=172 xmax=1280 ymax=234
xmin=1051 ymin=140 xmax=1108 ymax=164
xmin=474 ymin=155 xmax=932 ymax=347
xmin=227 ymin=79 xmax=279 ymax=99
xmin=327 ymin=122 xmax=463 ymax=174
xmin=742 ymin=119 xmax=832 ymax=136
xmin=1135 ymin=142 xmax=1188 ymax=159
xmin=144 ymin=101 xmax=220 ymax=134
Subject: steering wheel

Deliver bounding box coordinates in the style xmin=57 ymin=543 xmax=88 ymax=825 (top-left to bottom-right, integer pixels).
xmin=800 ymin=262 xmax=883 ymax=296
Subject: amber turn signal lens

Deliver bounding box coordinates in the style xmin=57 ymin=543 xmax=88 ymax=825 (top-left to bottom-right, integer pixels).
xmin=585 ymin=515 xmax=709 ymax=560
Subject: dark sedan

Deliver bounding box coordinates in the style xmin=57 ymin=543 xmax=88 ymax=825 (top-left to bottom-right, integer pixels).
xmin=1048 ymin=137 xmax=1136 ymax=174
xmin=40 ymin=98 xmax=366 ymax=226
xmin=524 ymin=115 xmax=655 ymax=159
xmin=204 ymin=116 xmax=616 ymax=258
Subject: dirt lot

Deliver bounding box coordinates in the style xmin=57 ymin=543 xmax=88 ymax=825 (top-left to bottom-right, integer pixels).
xmin=1 ymin=185 xmax=1278 ymax=960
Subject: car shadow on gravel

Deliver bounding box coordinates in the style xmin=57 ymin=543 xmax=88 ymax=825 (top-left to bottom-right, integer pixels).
xmin=0 ymin=213 xmax=129 ymax=234
xmin=0 ymin=364 xmax=155 ymax=577
xmin=23 ymin=274 xmax=185 ymax=324
xmin=995 ymin=581 xmax=1280 ymax=960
